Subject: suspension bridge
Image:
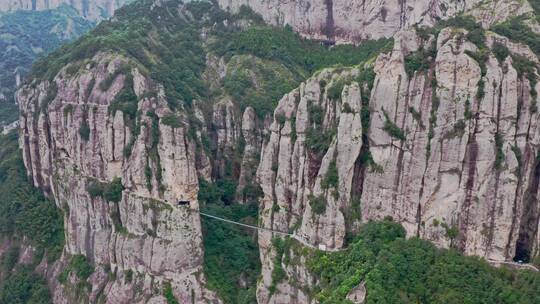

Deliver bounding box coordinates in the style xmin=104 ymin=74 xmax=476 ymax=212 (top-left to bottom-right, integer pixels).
xmin=198 ymin=210 xmax=539 ymax=270
xmin=198 ymin=211 xmax=341 ymax=252
xmin=199 ymin=211 xmax=291 ymax=236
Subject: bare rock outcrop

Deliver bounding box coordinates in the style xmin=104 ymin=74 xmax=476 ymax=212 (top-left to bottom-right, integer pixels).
xmin=18 ymin=53 xmax=220 ymax=303
xmin=14 ymin=2 xmax=540 ymax=303
xmin=217 ymin=0 xmax=533 ymax=43
xmin=256 ymin=28 xmax=540 ymax=303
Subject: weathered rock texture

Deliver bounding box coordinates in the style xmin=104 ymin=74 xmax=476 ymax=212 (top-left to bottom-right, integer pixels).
xmin=0 ymin=0 xmax=128 ymax=20
xmin=217 ymin=0 xmax=533 ymax=43
xmin=255 ymin=29 xmax=540 ymax=303
xmin=15 ymin=1 xmax=540 ymax=304
xmin=18 ymin=53 xmax=220 ymax=303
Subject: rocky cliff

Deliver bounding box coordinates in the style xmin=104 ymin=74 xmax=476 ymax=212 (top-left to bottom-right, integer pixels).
xmin=0 ymin=0 xmax=128 ymax=20
xmin=217 ymin=0 xmax=533 ymax=43
xmin=19 ymin=52 xmax=222 ymax=303
xmin=14 ymin=0 xmax=540 ymax=303
xmin=14 ymin=1 xmax=281 ymax=301
xmin=256 ymin=26 xmax=540 ymax=303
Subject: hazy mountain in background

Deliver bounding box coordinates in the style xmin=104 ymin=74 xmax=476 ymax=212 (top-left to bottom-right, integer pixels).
xmin=0 ymin=0 xmax=128 ymax=21
xmin=0 ymin=5 xmax=94 ymax=124
xmin=0 ymin=1 xmax=129 ymax=128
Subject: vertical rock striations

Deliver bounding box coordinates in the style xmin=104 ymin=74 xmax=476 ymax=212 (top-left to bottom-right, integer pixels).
xmin=14 ymin=1 xmax=540 ymax=303
xmin=217 ymin=0 xmax=533 ymax=43
xmin=256 ymin=28 xmax=540 ymax=303
xmin=18 ymin=53 xmax=220 ymax=303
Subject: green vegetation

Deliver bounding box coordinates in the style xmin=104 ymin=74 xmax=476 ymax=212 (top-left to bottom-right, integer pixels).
xmin=198 ymin=179 xmax=238 ymax=206
xmin=327 ymin=77 xmax=351 ymax=100
xmin=23 ymin=2 xmax=394 ymax=223
xmin=269 ymin=237 xmax=290 ymax=294
xmin=305 ymin=101 xmax=336 ymax=155
xmin=39 ymin=82 xmax=59 ymax=115
xmin=309 ymin=194 xmax=327 ymax=214
xmin=492 ymin=17 xmax=540 ymax=56
xmin=464 ymin=99 xmax=473 ymax=120
xmin=416 ymin=15 xmax=485 ymax=45
xmin=58 ymin=254 xmax=94 ymax=283
xmin=493 ymin=42 xmax=511 ymax=63
xmin=0 ymin=131 xmax=61 ymax=303
xmin=275 ymin=113 xmax=287 ymax=125
xmin=352 ymin=66 xmax=384 ymax=175
xmin=199 ymin=178 xmax=260 ymax=304
xmin=342 ymin=102 xmax=353 ymax=113
xmin=145 ymin=111 xmax=164 ymax=192
xmin=408 ymin=106 xmax=423 ymax=127
xmin=427 ymin=76 xmax=440 ymax=157
xmin=79 ymin=121 xmax=90 ymax=141
xmin=217 ymin=24 xmax=385 ymax=116
xmin=0 ymin=265 xmax=51 ymax=304
xmin=124 ymin=269 xmax=133 ymax=283
xmin=443 ymin=119 xmax=467 ymax=139
xmin=490 ymin=17 xmax=539 ymax=111
xmin=70 ymin=255 xmax=94 ymax=280
xmin=29 ymin=0 xmax=391 ymax=120
xmin=383 ymin=111 xmax=406 ymax=141
xmin=308 ymin=103 xmax=325 ymax=125
xmin=495 ymin=133 xmax=505 ymax=170
xmin=100 ymin=64 xmax=130 ymax=91
xmin=161 ymin=114 xmax=183 ymax=128
xmin=404 ymin=43 xmax=436 ymax=77
xmin=0 ymin=5 xmax=94 ymax=124
xmin=1 ymin=245 xmax=20 ymax=274
xmin=321 ymin=160 xmax=339 ymax=189
xmin=511 ymin=54 xmax=538 ymax=105
xmin=222 ymin=55 xmax=298 ymax=118
xmin=441 ymin=222 xmax=459 ymax=247
xmin=357 ymin=149 xmax=384 ymax=174
xmin=86 ymin=177 xmax=124 ymax=203
xmin=511 ymin=145 xmax=523 ymax=174
xmin=302 ymin=220 xmax=540 ymax=303
xmin=31 ymin=0 xmax=206 ymax=111
xmin=163 ymin=282 xmax=179 ymax=304
xmin=109 ymin=72 xmax=138 ymax=122
xmin=63 ymin=104 xmax=74 ymax=117
xmin=211 ymin=22 xmax=393 ymax=79
xmin=0 ymin=131 xmax=64 ymax=261
xmin=306 ymin=126 xmax=336 ymax=156
xmin=463 ymin=43 xmax=489 ymax=102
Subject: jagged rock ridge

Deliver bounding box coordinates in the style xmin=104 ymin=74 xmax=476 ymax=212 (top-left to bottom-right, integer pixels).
xmin=13 ymin=0 xmax=540 ymax=303
xmin=255 ymin=27 xmax=540 ymax=303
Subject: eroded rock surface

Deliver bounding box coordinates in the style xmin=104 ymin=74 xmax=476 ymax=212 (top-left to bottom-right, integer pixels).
xmin=19 ymin=53 xmax=220 ymax=303
xmin=255 ymin=29 xmax=540 ymax=303
xmin=14 ymin=1 xmax=540 ymax=303
xmin=217 ymin=0 xmax=532 ymax=43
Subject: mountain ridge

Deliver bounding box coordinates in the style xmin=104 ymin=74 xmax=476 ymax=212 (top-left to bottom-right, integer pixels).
xmin=0 ymin=0 xmax=129 ymax=21
xmin=6 ymin=0 xmax=540 ymax=303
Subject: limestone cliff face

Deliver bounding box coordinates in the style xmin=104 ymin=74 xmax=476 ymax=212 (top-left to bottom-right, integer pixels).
xmin=255 ymin=68 xmax=364 ymax=303
xmin=217 ymin=0 xmax=533 ymax=43
xmin=0 ymin=0 xmax=128 ymax=20
xmin=18 ymin=53 xmax=220 ymax=304
xmin=15 ymin=1 xmax=540 ymax=303
xmin=256 ymin=29 xmax=540 ymax=303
